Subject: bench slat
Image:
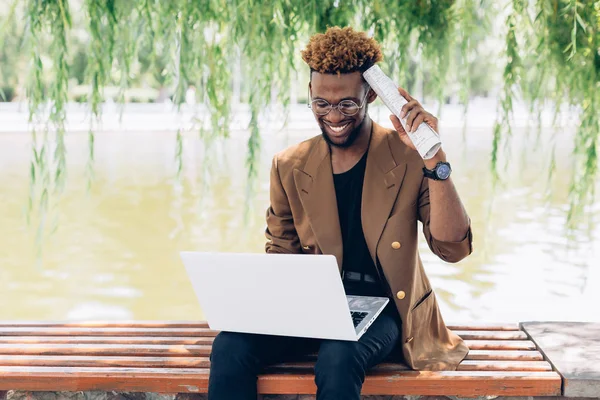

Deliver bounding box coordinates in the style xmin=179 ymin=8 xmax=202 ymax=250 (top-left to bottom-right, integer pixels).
xmin=457 ymin=360 xmax=551 ymax=371
xmin=0 ymin=336 xmax=215 ymax=345
xmin=465 ymin=350 xmax=543 ymax=361
xmin=228 ymin=349 xmax=545 ymax=362
xmin=0 ymin=322 xmax=210 ymax=328
xmin=0 ymin=344 xmax=212 ymax=357
xmin=0 ymin=355 xmax=209 ymax=368
xmin=0 ymin=321 xmax=522 ymax=332
xmin=0 ymin=356 xmax=550 ymax=372
xmin=0 ymin=351 xmax=545 ymax=366
xmin=447 ymin=323 xmax=520 ymax=331
xmin=0 ymin=331 xmax=535 ymax=350
xmin=452 ymin=330 xmax=528 ymax=340
xmin=0 ymin=328 xmax=218 ymax=337
xmin=260 ymin=371 xmax=561 ymax=396
xmin=0 ymin=366 xmax=210 ymax=393
xmin=0 ymin=367 xmax=561 ymax=396
xmin=464 ymin=340 xmax=536 ymax=350
xmin=0 ymin=340 xmax=537 ymax=356
xmin=274 ymin=349 xmax=546 ymax=362
xmin=266 ymin=360 xmax=551 ymax=372
xmin=0 ymin=326 xmax=524 ymax=337
xmin=0 ymin=331 xmax=528 ymax=344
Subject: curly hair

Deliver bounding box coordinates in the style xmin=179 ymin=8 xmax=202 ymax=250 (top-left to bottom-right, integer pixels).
xmin=301 ymin=27 xmax=383 ymax=75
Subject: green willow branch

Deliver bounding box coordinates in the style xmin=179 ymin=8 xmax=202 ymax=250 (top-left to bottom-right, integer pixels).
xmin=23 ymin=0 xmax=71 ymax=255
xmin=49 ymin=0 xmax=71 ymax=194
xmin=492 ymin=1 xmax=523 ymax=182
xmin=84 ymin=0 xmax=116 ymax=188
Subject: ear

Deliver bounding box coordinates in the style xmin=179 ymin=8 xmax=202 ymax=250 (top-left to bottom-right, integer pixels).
xmin=367 ymin=87 xmax=378 ymax=104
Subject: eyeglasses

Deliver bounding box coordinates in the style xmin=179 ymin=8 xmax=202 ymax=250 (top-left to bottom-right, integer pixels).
xmin=308 ymin=86 xmax=371 ymax=116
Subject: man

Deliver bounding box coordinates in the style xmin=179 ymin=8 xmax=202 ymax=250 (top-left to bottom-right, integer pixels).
xmin=209 ymin=26 xmax=473 ymax=400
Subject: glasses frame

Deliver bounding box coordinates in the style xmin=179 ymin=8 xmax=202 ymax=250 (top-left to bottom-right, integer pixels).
xmin=308 ymin=86 xmax=371 ymax=116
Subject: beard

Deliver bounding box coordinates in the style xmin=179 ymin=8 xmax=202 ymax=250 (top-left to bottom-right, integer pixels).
xmin=320 ymin=115 xmax=366 ymax=149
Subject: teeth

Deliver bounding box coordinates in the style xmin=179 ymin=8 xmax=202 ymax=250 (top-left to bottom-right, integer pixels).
xmin=329 ymin=124 xmax=349 ymax=133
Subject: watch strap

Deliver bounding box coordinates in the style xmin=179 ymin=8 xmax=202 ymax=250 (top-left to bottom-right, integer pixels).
xmin=423 ymin=161 xmax=451 ymax=181
xmin=422 ymin=166 xmax=438 ymax=180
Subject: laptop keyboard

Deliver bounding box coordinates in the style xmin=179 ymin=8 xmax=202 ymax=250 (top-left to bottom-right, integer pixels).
xmin=350 ymin=311 xmax=368 ymax=327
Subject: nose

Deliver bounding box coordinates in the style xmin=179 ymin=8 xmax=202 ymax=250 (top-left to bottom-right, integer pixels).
xmin=325 ymin=107 xmax=345 ymax=124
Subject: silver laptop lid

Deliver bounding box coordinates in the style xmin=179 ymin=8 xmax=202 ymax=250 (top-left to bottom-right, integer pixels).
xmin=180 ymin=252 xmax=359 ymax=341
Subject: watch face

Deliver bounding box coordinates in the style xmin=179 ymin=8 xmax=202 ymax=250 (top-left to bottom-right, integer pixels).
xmin=436 ymin=163 xmax=451 ymax=180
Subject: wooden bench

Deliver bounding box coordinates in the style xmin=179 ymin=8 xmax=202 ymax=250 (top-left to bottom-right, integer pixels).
xmin=0 ymin=321 xmax=562 ymax=398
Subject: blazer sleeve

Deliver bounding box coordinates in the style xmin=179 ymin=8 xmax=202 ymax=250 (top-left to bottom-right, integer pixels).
xmin=417 ymin=175 xmax=473 ymax=263
xmin=264 ymin=155 xmax=301 ymax=254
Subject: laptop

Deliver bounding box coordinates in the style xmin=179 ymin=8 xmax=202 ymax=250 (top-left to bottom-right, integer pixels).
xmin=179 ymin=252 xmax=389 ymax=341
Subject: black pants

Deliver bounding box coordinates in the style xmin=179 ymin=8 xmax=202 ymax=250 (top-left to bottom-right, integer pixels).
xmin=208 ymin=305 xmax=401 ymax=400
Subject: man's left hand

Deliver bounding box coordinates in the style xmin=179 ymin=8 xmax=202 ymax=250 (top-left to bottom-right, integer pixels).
xmin=388 ymin=87 xmax=445 ymax=168
xmin=389 ymin=87 xmax=439 ymax=149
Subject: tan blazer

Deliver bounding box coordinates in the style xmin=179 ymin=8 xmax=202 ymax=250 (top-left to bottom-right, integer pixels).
xmin=264 ymin=121 xmax=473 ymax=371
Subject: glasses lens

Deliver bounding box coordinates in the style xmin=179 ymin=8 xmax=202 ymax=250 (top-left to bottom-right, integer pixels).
xmin=338 ymin=100 xmax=360 ymax=116
xmin=312 ymin=100 xmax=331 ymax=115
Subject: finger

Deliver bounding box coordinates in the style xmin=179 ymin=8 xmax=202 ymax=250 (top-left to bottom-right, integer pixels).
xmin=400 ymin=99 xmax=419 ymax=119
xmin=406 ymin=108 xmax=423 ymax=131
xmin=391 ymin=115 xmax=416 ymax=150
xmin=425 ymin=115 xmax=439 ymax=133
xmin=398 ymin=87 xmax=412 ymax=102
xmin=409 ymin=113 xmax=426 ymax=133
xmin=389 ymin=115 xmax=406 ymax=134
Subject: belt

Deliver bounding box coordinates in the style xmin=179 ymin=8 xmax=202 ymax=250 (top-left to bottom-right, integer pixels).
xmin=342 ymin=270 xmax=378 ymax=284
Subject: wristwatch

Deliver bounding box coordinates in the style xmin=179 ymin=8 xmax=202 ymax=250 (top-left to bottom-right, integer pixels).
xmin=423 ymin=161 xmax=452 ymax=181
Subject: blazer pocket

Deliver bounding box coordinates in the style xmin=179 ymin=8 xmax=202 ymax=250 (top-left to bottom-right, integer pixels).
xmin=410 ymin=289 xmax=433 ymax=313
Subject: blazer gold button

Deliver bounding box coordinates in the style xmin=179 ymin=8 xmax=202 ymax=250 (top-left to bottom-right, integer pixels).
xmin=396 ymin=290 xmax=406 ymax=300
xmin=405 ymin=336 xmax=414 ymax=344
xmin=391 ymin=241 xmax=401 ymax=249
xmin=302 ymin=245 xmax=310 ymax=250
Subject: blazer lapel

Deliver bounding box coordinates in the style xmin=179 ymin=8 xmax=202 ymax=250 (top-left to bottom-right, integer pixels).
xmin=362 ymin=123 xmax=407 ymax=263
xmin=294 ymin=137 xmax=344 ymax=270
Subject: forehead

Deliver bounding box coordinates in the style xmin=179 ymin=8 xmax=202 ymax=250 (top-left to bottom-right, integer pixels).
xmin=311 ymin=71 xmax=364 ymax=100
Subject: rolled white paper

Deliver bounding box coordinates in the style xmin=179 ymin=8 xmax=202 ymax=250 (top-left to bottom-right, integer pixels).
xmin=363 ymin=65 xmax=441 ymax=160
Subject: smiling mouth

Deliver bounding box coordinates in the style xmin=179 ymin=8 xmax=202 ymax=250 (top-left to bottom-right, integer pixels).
xmin=326 ymin=122 xmax=351 ymax=134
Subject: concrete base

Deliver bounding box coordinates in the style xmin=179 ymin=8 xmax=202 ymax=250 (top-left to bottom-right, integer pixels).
xmin=522 ymin=322 xmax=600 ymax=398
xmin=2 ymin=392 xmax=600 ymax=400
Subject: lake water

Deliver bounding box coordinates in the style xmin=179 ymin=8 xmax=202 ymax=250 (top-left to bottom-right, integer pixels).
xmin=1 ymin=102 xmax=598 ymax=323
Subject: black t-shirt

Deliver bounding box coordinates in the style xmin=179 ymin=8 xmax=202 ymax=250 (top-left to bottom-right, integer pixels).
xmin=333 ymin=151 xmax=388 ymax=298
